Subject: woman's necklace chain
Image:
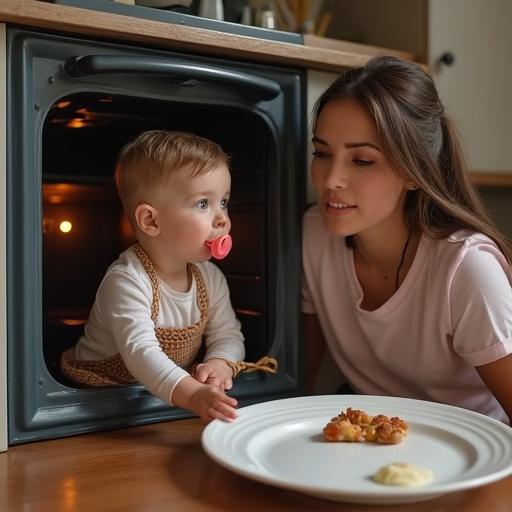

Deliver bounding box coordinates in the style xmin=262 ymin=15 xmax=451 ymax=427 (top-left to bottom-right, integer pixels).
xmin=354 ymin=231 xmax=413 ymax=292
xmin=394 ymin=231 xmax=413 ymax=291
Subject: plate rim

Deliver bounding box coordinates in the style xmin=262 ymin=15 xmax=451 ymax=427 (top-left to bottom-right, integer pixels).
xmin=201 ymin=395 xmax=512 ymax=503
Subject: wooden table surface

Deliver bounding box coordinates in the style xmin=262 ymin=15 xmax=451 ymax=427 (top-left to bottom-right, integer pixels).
xmin=1 ymin=418 xmax=511 ymax=512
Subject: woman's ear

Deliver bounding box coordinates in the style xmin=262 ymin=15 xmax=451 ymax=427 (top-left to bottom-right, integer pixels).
xmin=134 ymin=203 xmax=160 ymax=236
xmin=406 ymin=183 xmax=419 ymax=191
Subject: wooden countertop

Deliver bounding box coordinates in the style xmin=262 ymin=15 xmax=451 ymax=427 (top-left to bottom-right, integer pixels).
xmin=0 ymin=0 xmax=416 ymax=72
xmin=1 ymin=418 xmax=511 ymax=511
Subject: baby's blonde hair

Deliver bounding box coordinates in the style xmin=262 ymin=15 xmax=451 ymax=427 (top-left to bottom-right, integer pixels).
xmin=115 ymin=130 xmax=228 ymax=220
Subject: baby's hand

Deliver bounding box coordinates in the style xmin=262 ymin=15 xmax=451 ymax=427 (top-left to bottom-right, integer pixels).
xmin=189 ymin=384 xmax=238 ymax=422
xmin=172 ymin=376 xmax=238 ymax=423
xmin=193 ymin=358 xmax=234 ymax=391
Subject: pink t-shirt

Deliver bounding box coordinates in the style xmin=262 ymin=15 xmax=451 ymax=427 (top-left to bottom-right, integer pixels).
xmin=302 ymin=205 xmax=512 ymax=423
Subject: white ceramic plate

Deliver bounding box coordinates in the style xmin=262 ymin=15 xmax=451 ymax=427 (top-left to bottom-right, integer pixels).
xmin=201 ymin=395 xmax=512 ymax=505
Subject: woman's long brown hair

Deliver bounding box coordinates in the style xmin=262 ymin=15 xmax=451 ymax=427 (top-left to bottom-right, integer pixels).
xmin=313 ymin=55 xmax=512 ymax=264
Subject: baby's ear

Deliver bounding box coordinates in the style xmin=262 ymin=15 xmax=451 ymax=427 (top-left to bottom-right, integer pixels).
xmin=134 ymin=203 xmax=159 ymax=236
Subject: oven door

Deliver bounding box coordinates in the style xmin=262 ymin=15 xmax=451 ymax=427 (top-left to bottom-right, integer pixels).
xmin=6 ymin=28 xmax=305 ymax=443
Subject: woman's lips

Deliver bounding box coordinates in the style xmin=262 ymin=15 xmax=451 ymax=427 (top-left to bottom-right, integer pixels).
xmin=324 ymin=200 xmax=357 ymax=215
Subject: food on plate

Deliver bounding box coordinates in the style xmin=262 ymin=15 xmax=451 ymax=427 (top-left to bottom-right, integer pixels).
xmin=323 ymin=407 xmax=408 ymax=444
xmin=372 ymin=462 xmax=433 ymax=486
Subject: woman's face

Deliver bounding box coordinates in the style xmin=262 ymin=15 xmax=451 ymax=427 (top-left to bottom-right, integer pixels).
xmin=311 ymin=98 xmax=410 ymax=238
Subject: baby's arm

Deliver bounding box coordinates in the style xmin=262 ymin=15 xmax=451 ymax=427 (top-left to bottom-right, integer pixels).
xmin=101 ymin=264 xmax=240 ymax=423
xmin=171 ymin=376 xmax=238 ymax=422
xmin=100 ymin=268 xmax=191 ymax=404
xmin=199 ymin=263 xmax=245 ymax=382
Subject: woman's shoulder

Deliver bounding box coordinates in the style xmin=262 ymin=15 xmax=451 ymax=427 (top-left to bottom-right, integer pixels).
xmin=444 ymin=229 xmax=496 ymax=246
xmin=436 ymin=229 xmax=503 ymax=257
xmin=428 ymin=229 xmax=509 ymax=277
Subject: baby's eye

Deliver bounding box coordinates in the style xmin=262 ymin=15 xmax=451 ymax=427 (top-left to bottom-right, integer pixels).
xmin=220 ymin=198 xmax=229 ymax=209
xmin=197 ymin=199 xmax=209 ymax=210
xmin=312 ymin=150 xmax=330 ymax=159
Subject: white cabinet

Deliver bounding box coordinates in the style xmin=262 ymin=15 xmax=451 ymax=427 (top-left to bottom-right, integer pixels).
xmin=322 ymin=0 xmax=512 ymax=175
xmin=428 ymin=0 xmax=512 ymax=174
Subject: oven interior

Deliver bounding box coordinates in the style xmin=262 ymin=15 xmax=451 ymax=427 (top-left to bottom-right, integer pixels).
xmin=42 ymin=92 xmax=271 ymax=384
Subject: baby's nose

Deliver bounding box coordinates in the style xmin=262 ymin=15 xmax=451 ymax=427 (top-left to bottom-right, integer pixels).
xmin=214 ymin=212 xmax=228 ymax=228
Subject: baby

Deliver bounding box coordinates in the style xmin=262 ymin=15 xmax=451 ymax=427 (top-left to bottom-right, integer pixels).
xmin=61 ymin=130 xmax=245 ymax=422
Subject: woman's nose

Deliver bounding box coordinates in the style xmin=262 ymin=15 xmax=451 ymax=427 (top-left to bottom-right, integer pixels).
xmin=324 ymin=163 xmax=349 ymax=190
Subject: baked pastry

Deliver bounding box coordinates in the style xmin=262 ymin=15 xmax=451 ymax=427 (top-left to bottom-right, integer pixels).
xmin=323 ymin=407 xmax=408 ymax=444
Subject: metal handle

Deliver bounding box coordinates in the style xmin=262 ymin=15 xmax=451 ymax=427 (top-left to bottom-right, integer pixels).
xmin=64 ymin=55 xmax=281 ymax=101
xmin=439 ymin=52 xmax=455 ymax=66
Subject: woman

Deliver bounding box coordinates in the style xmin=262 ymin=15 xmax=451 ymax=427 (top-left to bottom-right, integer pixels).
xmin=302 ymin=55 xmax=512 ymax=423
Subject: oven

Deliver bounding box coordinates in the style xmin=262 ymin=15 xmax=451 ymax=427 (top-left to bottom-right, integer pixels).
xmin=5 ymin=27 xmax=305 ymax=444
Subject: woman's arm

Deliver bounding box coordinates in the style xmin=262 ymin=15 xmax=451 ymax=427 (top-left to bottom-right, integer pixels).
xmin=476 ymin=354 xmax=512 ymax=424
xmin=303 ymin=313 xmax=327 ymax=394
xmin=449 ymin=241 xmax=512 ymax=423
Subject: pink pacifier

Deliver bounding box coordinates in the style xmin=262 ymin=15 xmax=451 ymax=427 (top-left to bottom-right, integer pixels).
xmin=205 ymin=234 xmax=232 ymax=260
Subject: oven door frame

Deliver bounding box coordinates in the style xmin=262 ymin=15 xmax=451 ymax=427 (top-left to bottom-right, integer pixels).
xmin=6 ymin=28 xmax=306 ymax=444
xmin=0 ymin=23 xmax=7 ymax=452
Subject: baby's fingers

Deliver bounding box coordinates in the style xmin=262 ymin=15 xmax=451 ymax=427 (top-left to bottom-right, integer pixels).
xmin=194 ymin=364 xmax=209 ymax=383
xmin=206 ymin=376 xmax=222 ymax=389
xmin=219 ymin=392 xmax=238 ymax=408
xmin=208 ymin=401 xmax=238 ymax=422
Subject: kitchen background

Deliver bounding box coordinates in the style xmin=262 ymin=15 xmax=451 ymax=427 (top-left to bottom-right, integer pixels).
xmin=1 ymin=0 xmax=511 ymax=449
xmin=47 ymin=0 xmax=512 ymax=237
xmin=75 ymin=0 xmax=512 ymax=391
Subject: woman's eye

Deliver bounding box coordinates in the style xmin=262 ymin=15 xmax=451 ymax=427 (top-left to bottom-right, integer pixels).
xmin=353 ymin=159 xmax=374 ymax=167
xmin=312 ymin=150 xmax=330 ymax=159
xmin=197 ymin=199 xmax=209 ymax=210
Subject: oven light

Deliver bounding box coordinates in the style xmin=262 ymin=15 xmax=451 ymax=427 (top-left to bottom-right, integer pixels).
xmin=61 ymin=319 xmax=86 ymax=326
xmin=47 ymin=194 xmax=64 ymax=204
xmin=66 ymin=118 xmax=86 ymax=128
xmin=59 ymin=220 xmax=72 ymax=234
xmin=55 ymin=100 xmax=71 ymax=109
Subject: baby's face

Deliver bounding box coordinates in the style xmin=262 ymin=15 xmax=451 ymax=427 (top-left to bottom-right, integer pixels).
xmin=153 ymin=163 xmax=232 ymax=264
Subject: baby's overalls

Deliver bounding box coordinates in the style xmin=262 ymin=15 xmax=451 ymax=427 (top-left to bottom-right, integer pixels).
xmin=60 ymin=244 xmax=208 ymax=387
